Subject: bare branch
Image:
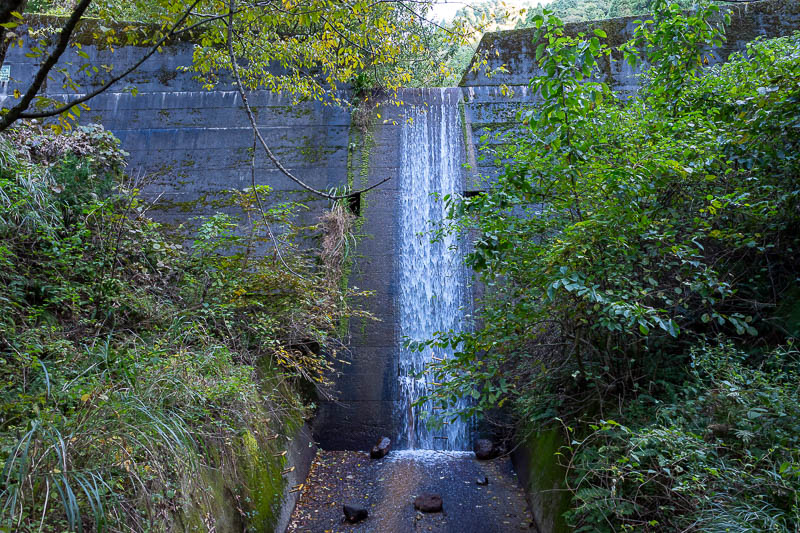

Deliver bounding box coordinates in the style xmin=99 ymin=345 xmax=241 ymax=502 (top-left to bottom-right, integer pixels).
xmin=225 ymin=2 xmax=390 ymax=200
xmin=0 ymin=0 xmax=93 ymax=132
xmin=1 ymin=0 xmax=206 ymax=129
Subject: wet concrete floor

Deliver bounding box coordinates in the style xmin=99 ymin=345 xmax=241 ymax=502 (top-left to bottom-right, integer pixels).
xmin=287 ymin=450 xmax=533 ymax=533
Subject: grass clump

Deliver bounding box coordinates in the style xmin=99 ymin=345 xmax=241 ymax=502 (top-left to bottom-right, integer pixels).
xmin=0 ymin=122 xmax=360 ymax=531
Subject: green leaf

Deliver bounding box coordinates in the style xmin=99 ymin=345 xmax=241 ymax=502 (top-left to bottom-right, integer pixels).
xmin=536 ymin=43 xmax=547 ymax=61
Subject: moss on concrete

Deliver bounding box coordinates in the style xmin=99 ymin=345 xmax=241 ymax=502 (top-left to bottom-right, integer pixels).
xmin=160 ymin=358 xmax=308 ymax=533
xmin=22 ymin=14 xmax=198 ymax=48
xmin=515 ymin=427 xmax=571 ymax=533
xmin=336 ymin=100 xmax=375 ymax=338
xmin=239 ymin=430 xmax=286 ymax=531
xmin=177 ymin=466 xmax=245 ymax=533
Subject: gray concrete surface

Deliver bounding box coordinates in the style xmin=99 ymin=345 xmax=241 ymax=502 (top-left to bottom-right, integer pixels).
xmin=287 ymin=450 xmax=532 ymax=533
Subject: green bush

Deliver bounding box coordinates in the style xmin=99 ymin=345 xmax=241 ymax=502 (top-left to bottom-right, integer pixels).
xmin=0 ymin=123 xmax=359 ymax=531
xmin=418 ymin=5 xmax=799 ymax=421
xmin=565 ymin=341 xmax=800 ymax=532
xmin=412 ymin=2 xmax=800 ymax=530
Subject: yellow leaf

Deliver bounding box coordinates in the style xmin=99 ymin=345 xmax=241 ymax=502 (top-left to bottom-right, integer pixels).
xmin=81 ymin=393 xmax=90 ymax=402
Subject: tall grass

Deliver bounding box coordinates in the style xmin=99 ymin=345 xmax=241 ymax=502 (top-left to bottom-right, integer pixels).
xmin=1 ymin=123 xmax=357 ymax=531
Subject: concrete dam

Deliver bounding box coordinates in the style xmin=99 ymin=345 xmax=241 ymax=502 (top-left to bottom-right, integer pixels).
xmin=2 ymin=0 xmax=799 ymax=529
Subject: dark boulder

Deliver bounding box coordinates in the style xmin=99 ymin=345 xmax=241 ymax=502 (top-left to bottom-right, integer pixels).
xmin=474 ymin=438 xmax=497 ymax=460
xmin=370 ymin=436 xmax=391 ymax=459
xmin=413 ymin=493 xmax=443 ymax=513
xmin=343 ymin=504 xmax=368 ymax=523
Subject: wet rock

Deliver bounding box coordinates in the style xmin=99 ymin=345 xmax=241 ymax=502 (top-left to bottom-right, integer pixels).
xmin=343 ymin=504 xmax=368 ymax=523
xmin=370 ymin=436 xmax=391 ymax=459
xmin=414 ymin=493 xmax=443 ymax=513
xmin=474 ymin=438 xmax=497 ymax=460
xmin=476 ymin=476 xmax=489 ymax=485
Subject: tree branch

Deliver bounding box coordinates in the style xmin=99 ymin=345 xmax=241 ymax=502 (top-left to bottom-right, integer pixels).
xmin=0 ymin=0 xmax=28 ymax=65
xmin=0 ymin=0 xmax=92 ymax=132
xmin=0 ymin=0 xmax=205 ymax=132
xmin=225 ymin=1 xmax=390 ymax=200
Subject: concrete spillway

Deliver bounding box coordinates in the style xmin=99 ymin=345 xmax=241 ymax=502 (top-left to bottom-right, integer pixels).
xmin=397 ymin=88 xmax=471 ymax=450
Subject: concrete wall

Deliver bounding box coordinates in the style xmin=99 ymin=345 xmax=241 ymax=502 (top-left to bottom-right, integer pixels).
xmin=314 ymin=87 xmax=471 ymax=450
xmin=0 ymin=21 xmax=413 ymax=451
xmin=459 ymin=0 xmax=800 ymax=185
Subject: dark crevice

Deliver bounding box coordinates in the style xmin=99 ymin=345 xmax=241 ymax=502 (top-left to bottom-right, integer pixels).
xmin=346 ymin=191 xmax=361 ymax=216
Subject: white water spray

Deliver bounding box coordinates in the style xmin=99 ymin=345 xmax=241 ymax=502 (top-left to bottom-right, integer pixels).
xmin=397 ymin=89 xmax=470 ymax=450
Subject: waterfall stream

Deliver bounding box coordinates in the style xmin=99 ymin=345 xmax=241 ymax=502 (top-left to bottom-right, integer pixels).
xmin=397 ymin=89 xmax=470 ymax=450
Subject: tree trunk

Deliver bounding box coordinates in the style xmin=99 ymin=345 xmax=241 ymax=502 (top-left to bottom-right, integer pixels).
xmin=1 ymin=0 xmax=27 ymax=66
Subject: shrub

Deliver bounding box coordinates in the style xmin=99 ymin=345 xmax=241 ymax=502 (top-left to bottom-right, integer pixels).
xmin=565 ymin=341 xmax=800 ymax=532
xmin=0 ymin=122 xmax=360 ymax=531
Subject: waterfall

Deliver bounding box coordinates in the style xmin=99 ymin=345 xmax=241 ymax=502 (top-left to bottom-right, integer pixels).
xmin=397 ymin=89 xmax=470 ymax=450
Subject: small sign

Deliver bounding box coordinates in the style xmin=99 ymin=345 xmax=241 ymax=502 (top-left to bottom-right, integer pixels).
xmin=0 ymin=65 xmax=9 ymax=83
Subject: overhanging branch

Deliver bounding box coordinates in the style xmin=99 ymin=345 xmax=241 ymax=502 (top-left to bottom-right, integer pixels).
xmin=0 ymin=0 xmax=93 ymax=132
xmin=225 ymin=1 xmax=391 ymax=201
xmin=0 ymin=0 xmax=206 ymax=132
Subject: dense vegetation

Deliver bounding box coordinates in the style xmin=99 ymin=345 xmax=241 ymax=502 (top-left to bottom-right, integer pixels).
xmin=517 ymin=0 xmax=696 ymax=24
xmin=3 ymin=0 xmax=799 ymax=530
xmin=419 ymin=1 xmax=800 ymax=530
xmin=0 ymin=123 xmax=362 ymax=530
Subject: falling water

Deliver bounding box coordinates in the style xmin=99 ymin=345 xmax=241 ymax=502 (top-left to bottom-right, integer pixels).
xmin=397 ymin=89 xmax=470 ymax=450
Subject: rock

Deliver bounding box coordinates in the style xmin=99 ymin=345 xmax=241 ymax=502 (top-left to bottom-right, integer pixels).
xmin=370 ymin=436 xmax=391 ymax=459
xmin=476 ymin=476 xmax=489 ymax=486
xmin=343 ymin=504 xmax=368 ymax=523
xmin=705 ymin=423 xmax=731 ymax=442
xmin=414 ymin=493 xmax=443 ymax=513
xmin=474 ymin=438 xmax=496 ymax=460
xmin=708 ymin=423 xmax=730 ymax=436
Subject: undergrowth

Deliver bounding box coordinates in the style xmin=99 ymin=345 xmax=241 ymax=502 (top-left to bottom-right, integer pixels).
xmin=565 ymin=340 xmax=800 ymax=532
xmin=0 ymin=122 xmax=363 ymax=531
xmin=417 ymin=2 xmax=800 ymax=531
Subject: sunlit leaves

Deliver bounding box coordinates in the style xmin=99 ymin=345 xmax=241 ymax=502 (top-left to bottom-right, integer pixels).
xmin=178 ymin=0 xmax=439 ymax=104
xmin=620 ymin=0 xmax=728 ymax=108
xmin=423 ymin=6 xmax=800 ymax=447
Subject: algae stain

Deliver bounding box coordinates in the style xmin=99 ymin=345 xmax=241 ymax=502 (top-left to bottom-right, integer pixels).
xmin=240 ymin=430 xmax=286 ymax=532
xmin=336 ymin=100 xmax=376 ymax=338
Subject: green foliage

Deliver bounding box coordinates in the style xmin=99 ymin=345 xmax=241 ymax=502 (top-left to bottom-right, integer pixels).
xmin=565 ymin=341 xmax=800 ymax=532
xmin=8 ymin=0 xmax=460 ymax=125
xmin=620 ymin=0 xmax=730 ymax=108
xmin=424 ymin=5 xmax=799 ymax=417
xmin=517 ymin=0 xmax=697 ymax=25
xmin=25 ymin=0 xmax=165 ymax=20
xmin=0 ymin=123 xmax=359 ymax=531
xmin=414 ymin=3 xmax=799 ymax=530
